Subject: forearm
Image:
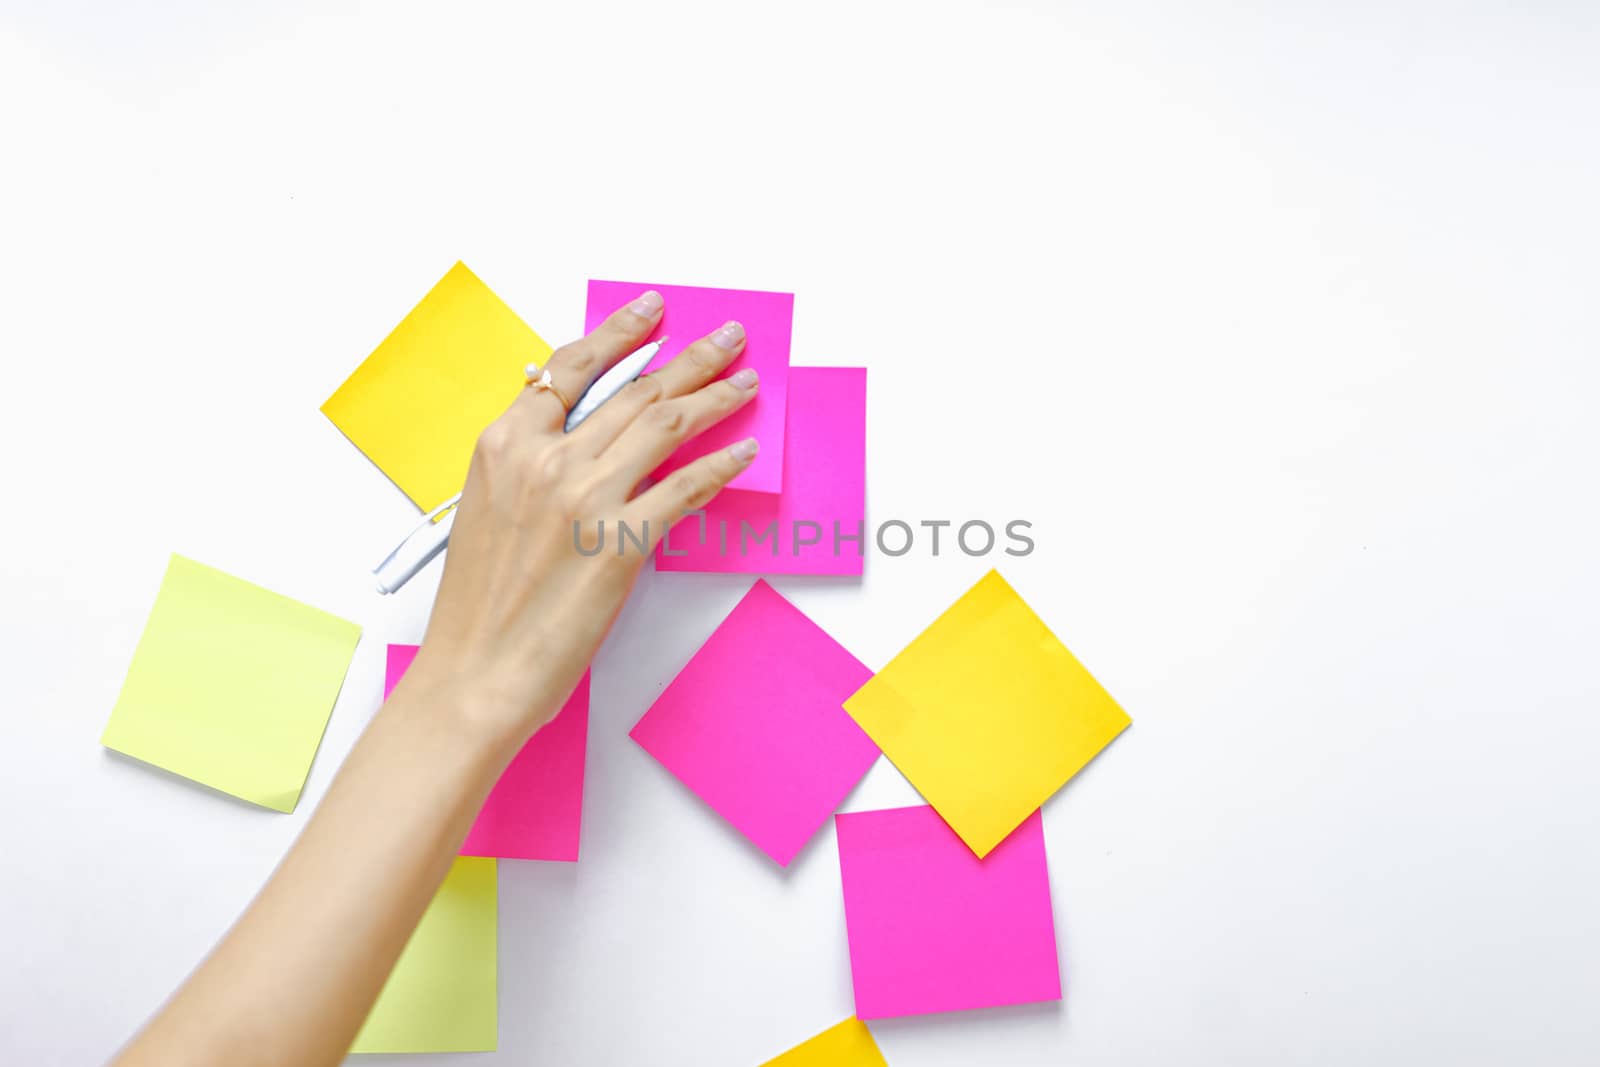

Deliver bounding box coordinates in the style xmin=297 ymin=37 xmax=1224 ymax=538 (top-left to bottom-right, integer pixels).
xmin=115 ymin=668 xmax=527 ymax=1067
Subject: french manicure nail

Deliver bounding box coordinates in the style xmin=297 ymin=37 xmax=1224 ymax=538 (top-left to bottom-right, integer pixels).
xmin=627 ymin=290 xmax=663 ymax=318
xmin=711 ymin=320 xmax=745 ymax=349
xmin=729 ymin=368 xmax=759 ymax=390
xmin=730 ymin=437 xmax=760 ymax=461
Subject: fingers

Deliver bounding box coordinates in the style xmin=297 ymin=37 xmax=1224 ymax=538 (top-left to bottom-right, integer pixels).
xmin=512 ymin=289 xmax=664 ymax=431
xmin=598 ymin=368 xmax=760 ymax=492
xmin=626 ymin=437 xmax=761 ymax=546
xmin=570 ymin=319 xmax=747 ymax=454
xmin=645 ymin=321 xmax=747 ymax=399
xmin=566 ymin=373 xmax=665 ymax=456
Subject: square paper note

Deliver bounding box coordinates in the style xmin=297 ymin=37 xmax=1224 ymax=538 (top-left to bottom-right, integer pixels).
xmin=845 ymin=570 xmax=1130 ymax=857
xmin=630 ymin=580 xmax=878 ymax=866
xmin=323 ymin=261 xmax=553 ymax=511
xmin=761 ymin=1017 xmax=887 ymax=1066
xmin=836 ymin=805 xmax=1060 ymax=1019
xmin=388 ymin=645 xmax=589 ymax=862
xmin=658 ymin=366 xmax=866 ymax=575
xmin=101 ymin=554 xmax=361 ymax=813
xmin=586 ymin=279 xmax=793 ymax=494
xmin=350 ymin=855 xmax=497 ymax=1053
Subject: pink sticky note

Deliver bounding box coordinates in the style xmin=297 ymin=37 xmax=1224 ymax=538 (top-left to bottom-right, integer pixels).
xmin=386 ymin=645 xmax=589 ymax=862
xmin=629 ymin=580 xmax=878 ymax=866
xmin=835 ymin=805 xmax=1062 ymax=1019
xmin=657 ymin=366 xmax=865 ymax=576
xmin=585 ymin=280 xmax=793 ymax=494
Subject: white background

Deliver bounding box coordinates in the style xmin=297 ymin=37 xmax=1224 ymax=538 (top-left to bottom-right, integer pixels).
xmin=2 ymin=2 xmax=1598 ymax=1064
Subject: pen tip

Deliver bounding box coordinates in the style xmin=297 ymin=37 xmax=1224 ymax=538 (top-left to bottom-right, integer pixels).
xmin=654 ymin=335 xmax=668 ymax=347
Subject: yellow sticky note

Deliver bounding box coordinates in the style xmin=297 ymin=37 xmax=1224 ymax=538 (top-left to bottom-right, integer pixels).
xmin=321 ymin=261 xmax=553 ymax=511
xmin=845 ymin=570 xmax=1130 ymax=858
xmin=100 ymin=554 xmax=361 ymax=813
xmin=761 ymin=1017 xmax=886 ymax=1066
xmin=351 ymin=856 xmax=498 ymax=1054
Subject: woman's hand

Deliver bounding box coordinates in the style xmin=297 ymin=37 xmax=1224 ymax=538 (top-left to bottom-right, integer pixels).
xmin=409 ymin=290 xmax=760 ymax=745
xmin=112 ymin=290 xmax=760 ymax=1067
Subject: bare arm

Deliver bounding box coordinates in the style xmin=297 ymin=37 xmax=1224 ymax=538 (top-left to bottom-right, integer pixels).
xmin=113 ymin=291 xmax=759 ymax=1066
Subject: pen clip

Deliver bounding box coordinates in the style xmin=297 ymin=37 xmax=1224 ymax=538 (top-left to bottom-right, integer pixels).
xmin=372 ymin=491 xmax=461 ymax=578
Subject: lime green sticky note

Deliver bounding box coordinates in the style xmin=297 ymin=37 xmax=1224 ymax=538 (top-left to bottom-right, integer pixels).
xmin=351 ymin=856 xmax=498 ymax=1054
xmin=100 ymin=554 xmax=361 ymax=813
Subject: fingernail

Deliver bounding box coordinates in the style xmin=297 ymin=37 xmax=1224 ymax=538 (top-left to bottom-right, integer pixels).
xmin=711 ymin=320 xmax=745 ymax=349
xmin=730 ymin=437 xmax=759 ymax=461
xmin=627 ymin=290 xmax=663 ymax=318
xmin=729 ymin=368 xmax=759 ymax=390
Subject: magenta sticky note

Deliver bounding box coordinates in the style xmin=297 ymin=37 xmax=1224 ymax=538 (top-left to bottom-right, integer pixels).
xmin=585 ymin=280 xmax=793 ymax=494
xmin=657 ymin=366 xmax=865 ymax=576
xmin=386 ymin=645 xmax=588 ymax=862
xmin=628 ymin=580 xmax=878 ymax=866
xmin=835 ymin=805 xmax=1062 ymax=1019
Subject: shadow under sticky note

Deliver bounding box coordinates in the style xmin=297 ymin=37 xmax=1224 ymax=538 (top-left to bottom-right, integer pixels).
xmin=844 ymin=569 xmax=1130 ymax=858
xmin=630 ymin=580 xmax=878 ymax=866
xmin=349 ymin=855 xmax=498 ymax=1054
xmin=585 ymin=279 xmax=793 ymax=494
xmin=836 ymin=805 xmax=1060 ymax=1019
xmin=387 ymin=645 xmax=589 ymax=862
xmin=658 ymin=366 xmax=866 ymax=575
xmin=322 ymin=261 xmax=553 ymax=511
xmin=760 ymin=1017 xmax=887 ymax=1066
xmin=99 ymin=554 xmax=361 ymax=813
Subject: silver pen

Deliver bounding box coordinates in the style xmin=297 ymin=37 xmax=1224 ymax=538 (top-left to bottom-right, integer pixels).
xmin=372 ymin=336 xmax=667 ymax=594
